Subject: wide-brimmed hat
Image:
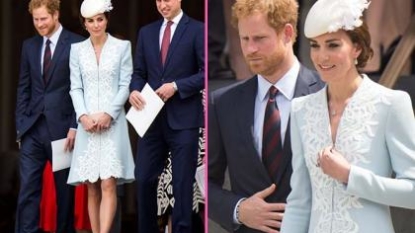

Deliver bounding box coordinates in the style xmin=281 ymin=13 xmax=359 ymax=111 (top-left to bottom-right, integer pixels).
xmin=304 ymin=0 xmax=370 ymax=38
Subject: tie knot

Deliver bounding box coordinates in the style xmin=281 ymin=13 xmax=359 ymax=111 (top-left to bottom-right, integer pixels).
xmin=46 ymin=39 xmax=51 ymax=46
xmin=167 ymin=21 xmax=173 ymax=27
xmin=268 ymin=86 xmax=278 ymax=100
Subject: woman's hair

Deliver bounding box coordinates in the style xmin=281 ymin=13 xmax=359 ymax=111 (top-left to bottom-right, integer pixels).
xmin=79 ymin=12 xmax=111 ymax=30
xmin=28 ymin=0 xmax=60 ymax=15
xmin=231 ymin=0 xmax=299 ymax=42
xmin=346 ymin=21 xmax=373 ymax=69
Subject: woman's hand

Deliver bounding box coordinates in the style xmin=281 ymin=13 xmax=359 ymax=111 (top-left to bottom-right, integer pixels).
xmin=79 ymin=114 xmax=97 ymax=133
xmin=90 ymin=112 xmax=112 ymax=132
xmin=318 ymin=146 xmax=351 ymax=184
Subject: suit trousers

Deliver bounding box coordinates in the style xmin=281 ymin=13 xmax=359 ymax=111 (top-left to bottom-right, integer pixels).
xmin=135 ymin=108 xmax=199 ymax=233
xmin=15 ymin=116 xmax=75 ymax=233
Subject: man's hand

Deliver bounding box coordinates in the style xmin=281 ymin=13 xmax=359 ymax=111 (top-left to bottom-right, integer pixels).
xmin=129 ymin=90 xmax=146 ymax=110
xmin=239 ymin=184 xmax=285 ymax=233
xmin=64 ymin=129 xmax=76 ymax=152
xmin=155 ymin=83 xmax=176 ymax=102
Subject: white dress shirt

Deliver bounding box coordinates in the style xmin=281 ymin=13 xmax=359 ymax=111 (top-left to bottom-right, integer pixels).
xmin=159 ymin=10 xmax=183 ymax=49
xmin=41 ymin=25 xmax=63 ymax=74
xmin=253 ymin=58 xmax=300 ymax=158
xmin=233 ymin=58 xmax=300 ymax=224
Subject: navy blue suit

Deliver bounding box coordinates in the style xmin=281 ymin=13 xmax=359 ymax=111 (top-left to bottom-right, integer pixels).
xmin=130 ymin=13 xmax=204 ymax=233
xmin=15 ymin=28 xmax=83 ymax=233
xmin=208 ymin=67 xmax=324 ymax=233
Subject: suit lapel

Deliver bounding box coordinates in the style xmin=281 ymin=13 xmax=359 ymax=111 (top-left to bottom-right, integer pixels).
xmin=34 ymin=37 xmax=44 ymax=85
xmin=236 ymin=77 xmax=274 ymax=181
xmin=152 ymin=20 xmax=164 ymax=71
xmin=162 ymin=14 xmax=189 ymax=71
xmin=292 ymin=66 xmax=318 ymax=97
xmin=273 ymin=65 xmax=320 ymax=185
xmin=237 ymin=78 xmax=257 ymax=150
xmin=44 ymin=29 xmax=67 ymax=86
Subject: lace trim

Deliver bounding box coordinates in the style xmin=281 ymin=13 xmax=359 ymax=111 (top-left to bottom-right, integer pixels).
xmin=74 ymin=37 xmax=124 ymax=182
xmin=293 ymin=77 xmax=392 ymax=233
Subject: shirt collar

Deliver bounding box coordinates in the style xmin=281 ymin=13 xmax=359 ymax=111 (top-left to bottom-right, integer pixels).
xmin=163 ymin=10 xmax=183 ymax=26
xmin=43 ymin=24 xmax=63 ymax=46
xmin=257 ymin=58 xmax=300 ymax=101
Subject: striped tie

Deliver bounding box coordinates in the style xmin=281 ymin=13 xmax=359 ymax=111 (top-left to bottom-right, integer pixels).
xmin=262 ymin=86 xmax=283 ymax=181
xmin=43 ymin=39 xmax=51 ymax=84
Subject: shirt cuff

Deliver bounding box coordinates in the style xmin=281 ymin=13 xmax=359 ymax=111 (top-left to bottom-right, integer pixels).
xmin=172 ymin=81 xmax=178 ymax=91
xmin=233 ymin=198 xmax=246 ymax=225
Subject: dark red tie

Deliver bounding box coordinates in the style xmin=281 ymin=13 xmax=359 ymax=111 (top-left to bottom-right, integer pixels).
xmin=43 ymin=39 xmax=51 ymax=83
xmin=161 ymin=21 xmax=173 ymax=66
xmin=262 ymin=86 xmax=283 ymax=180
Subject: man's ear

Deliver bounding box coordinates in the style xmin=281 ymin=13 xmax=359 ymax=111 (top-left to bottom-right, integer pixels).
xmin=53 ymin=11 xmax=60 ymax=20
xmin=283 ymin=23 xmax=294 ymax=44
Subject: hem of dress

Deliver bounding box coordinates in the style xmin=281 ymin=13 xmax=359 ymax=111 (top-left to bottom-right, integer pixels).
xmin=68 ymin=177 xmax=135 ymax=186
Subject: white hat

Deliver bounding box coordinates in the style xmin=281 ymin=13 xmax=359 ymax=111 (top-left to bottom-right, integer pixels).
xmin=304 ymin=0 xmax=370 ymax=38
xmin=80 ymin=0 xmax=113 ymax=18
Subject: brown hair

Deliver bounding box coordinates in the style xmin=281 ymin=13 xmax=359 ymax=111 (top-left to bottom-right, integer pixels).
xmin=28 ymin=0 xmax=60 ymax=15
xmin=79 ymin=12 xmax=111 ymax=30
xmin=346 ymin=21 xmax=373 ymax=69
xmin=231 ymin=0 xmax=299 ymax=41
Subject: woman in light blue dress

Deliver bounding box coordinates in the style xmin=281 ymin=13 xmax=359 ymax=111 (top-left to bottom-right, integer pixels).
xmin=281 ymin=0 xmax=415 ymax=233
xmin=67 ymin=0 xmax=134 ymax=232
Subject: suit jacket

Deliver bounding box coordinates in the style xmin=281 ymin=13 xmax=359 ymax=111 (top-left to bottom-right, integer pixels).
xmin=208 ymin=66 xmax=324 ymax=232
xmin=15 ymin=28 xmax=84 ymax=141
xmin=130 ymin=13 xmax=204 ymax=130
xmin=281 ymin=76 xmax=415 ymax=233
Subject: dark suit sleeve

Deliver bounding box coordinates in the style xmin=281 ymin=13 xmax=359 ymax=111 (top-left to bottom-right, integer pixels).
xmin=130 ymin=29 xmax=147 ymax=92
xmin=15 ymin=41 xmax=31 ymax=137
xmin=208 ymin=91 xmax=243 ymax=232
xmin=175 ymin=21 xmax=205 ymax=99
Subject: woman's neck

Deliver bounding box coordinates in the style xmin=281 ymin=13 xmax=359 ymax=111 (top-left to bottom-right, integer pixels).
xmin=90 ymin=33 xmax=108 ymax=47
xmin=327 ymin=72 xmax=362 ymax=103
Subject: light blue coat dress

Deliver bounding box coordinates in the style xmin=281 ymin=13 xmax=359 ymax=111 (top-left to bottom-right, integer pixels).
xmin=67 ymin=34 xmax=135 ymax=185
xmin=281 ymin=76 xmax=415 ymax=233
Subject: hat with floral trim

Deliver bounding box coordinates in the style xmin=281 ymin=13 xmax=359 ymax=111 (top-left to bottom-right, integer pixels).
xmin=80 ymin=0 xmax=113 ymax=18
xmin=304 ymin=0 xmax=370 ymax=38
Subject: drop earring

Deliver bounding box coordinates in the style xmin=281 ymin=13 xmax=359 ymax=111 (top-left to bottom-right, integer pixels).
xmin=354 ymin=58 xmax=358 ymax=65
